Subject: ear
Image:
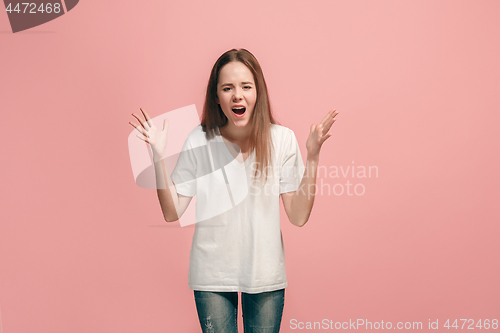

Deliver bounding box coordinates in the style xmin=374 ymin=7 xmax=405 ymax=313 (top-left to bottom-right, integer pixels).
xmin=215 ymin=96 xmax=219 ymax=104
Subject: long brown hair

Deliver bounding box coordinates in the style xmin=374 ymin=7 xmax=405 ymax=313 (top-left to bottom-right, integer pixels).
xmin=201 ymin=48 xmax=278 ymax=182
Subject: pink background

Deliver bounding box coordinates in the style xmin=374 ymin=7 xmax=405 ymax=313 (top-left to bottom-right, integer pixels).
xmin=1 ymin=0 xmax=499 ymax=332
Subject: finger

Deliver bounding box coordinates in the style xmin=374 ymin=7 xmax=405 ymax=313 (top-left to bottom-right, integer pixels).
xmin=140 ymin=108 xmax=153 ymax=130
xmin=131 ymin=113 xmax=147 ymax=130
xmin=319 ymin=132 xmax=332 ymax=145
xmin=325 ymin=109 xmax=339 ymax=125
xmin=320 ymin=109 xmax=336 ymax=125
xmin=333 ymin=110 xmax=339 ymax=120
xmin=310 ymin=123 xmax=317 ymax=133
xmin=129 ymin=121 xmax=144 ymax=134
xmin=163 ymin=118 xmax=169 ymax=131
xmin=319 ymin=112 xmax=330 ymax=126
xmin=129 ymin=121 xmax=150 ymax=137
xmin=136 ymin=133 xmax=150 ymax=144
xmin=323 ymin=116 xmax=338 ymax=133
xmin=317 ymin=123 xmax=326 ymax=138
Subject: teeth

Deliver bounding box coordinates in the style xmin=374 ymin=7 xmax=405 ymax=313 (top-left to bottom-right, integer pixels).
xmin=233 ymin=107 xmax=244 ymax=109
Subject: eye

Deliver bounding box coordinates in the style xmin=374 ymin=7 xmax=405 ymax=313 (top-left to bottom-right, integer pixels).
xmin=244 ymin=86 xmax=252 ymax=89
xmin=223 ymin=87 xmax=231 ymax=91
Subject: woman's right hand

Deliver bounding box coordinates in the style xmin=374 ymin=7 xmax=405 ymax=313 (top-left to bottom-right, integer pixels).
xmin=129 ymin=108 xmax=169 ymax=159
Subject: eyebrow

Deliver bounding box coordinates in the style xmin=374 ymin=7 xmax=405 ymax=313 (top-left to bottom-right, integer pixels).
xmin=220 ymin=82 xmax=254 ymax=87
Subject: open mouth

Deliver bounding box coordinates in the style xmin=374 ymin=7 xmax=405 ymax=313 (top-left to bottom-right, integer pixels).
xmin=232 ymin=106 xmax=246 ymax=117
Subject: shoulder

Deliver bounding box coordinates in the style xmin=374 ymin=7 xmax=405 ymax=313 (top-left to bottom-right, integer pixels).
xmin=270 ymin=124 xmax=296 ymax=142
xmin=187 ymin=125 xmax=204 ymax=138
xmin=184 ymin=125 xmax=209 ymax=148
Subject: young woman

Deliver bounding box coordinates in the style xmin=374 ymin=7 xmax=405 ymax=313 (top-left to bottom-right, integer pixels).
xmin=129 ymin=48 xmax=338 ymax=333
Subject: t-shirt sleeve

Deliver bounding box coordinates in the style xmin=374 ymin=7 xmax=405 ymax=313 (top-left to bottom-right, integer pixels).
xmin=279 ymin=129 xmax=305 ymax=194
xmin=170 ymin=135 xmax=197 ymax=197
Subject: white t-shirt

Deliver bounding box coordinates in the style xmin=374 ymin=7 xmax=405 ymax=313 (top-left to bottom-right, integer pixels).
xmin=171 ymin=124 xmax=305 ymax=293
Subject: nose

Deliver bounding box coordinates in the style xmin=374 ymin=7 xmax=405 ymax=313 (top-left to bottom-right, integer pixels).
xmin=232 ymin=87 xmax=243 ymax=100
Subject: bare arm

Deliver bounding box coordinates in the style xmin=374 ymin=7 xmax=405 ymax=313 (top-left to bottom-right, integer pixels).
xmin=281 ymin=154 xmax=319 ymax=227
xmin=130 ymin=108 xmax=192 ymax=223
xmin=281 ymin=109 xmax=339 ymax=227
xmin=153 ymin=153 xmax=192 ymax=222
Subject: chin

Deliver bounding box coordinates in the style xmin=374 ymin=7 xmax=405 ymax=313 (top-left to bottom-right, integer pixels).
xmin=232 ymin=120 xmax=250 ymax=128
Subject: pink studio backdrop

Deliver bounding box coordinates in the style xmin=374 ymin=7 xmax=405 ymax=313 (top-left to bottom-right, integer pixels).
xmin=1 ymin=0 xmax=499 ymax=332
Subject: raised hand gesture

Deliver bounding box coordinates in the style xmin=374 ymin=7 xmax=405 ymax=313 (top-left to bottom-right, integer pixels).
xmin=306 ymin=109 xmax=339 ymax=159
xmin=129 ymin=108 xmax=169 ymax=160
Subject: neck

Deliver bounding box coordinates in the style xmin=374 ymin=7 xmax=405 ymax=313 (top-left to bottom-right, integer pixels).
xmin=220 ymin=122 xmax=253 ymax=143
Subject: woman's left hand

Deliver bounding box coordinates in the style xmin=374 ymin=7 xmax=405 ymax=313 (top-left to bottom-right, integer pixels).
xmin=306 ymin=109 xmax=339 ymax=159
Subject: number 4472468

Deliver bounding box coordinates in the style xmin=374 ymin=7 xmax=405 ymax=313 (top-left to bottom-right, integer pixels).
xmin=444 ymin=319 xmax=498 ymax=330
xmin=5 ymin=3 xmax=62 ymax=14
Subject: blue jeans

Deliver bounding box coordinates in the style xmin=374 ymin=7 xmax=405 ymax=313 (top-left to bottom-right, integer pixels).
xmin=194 ymin=288 xmax=285 ymax=333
